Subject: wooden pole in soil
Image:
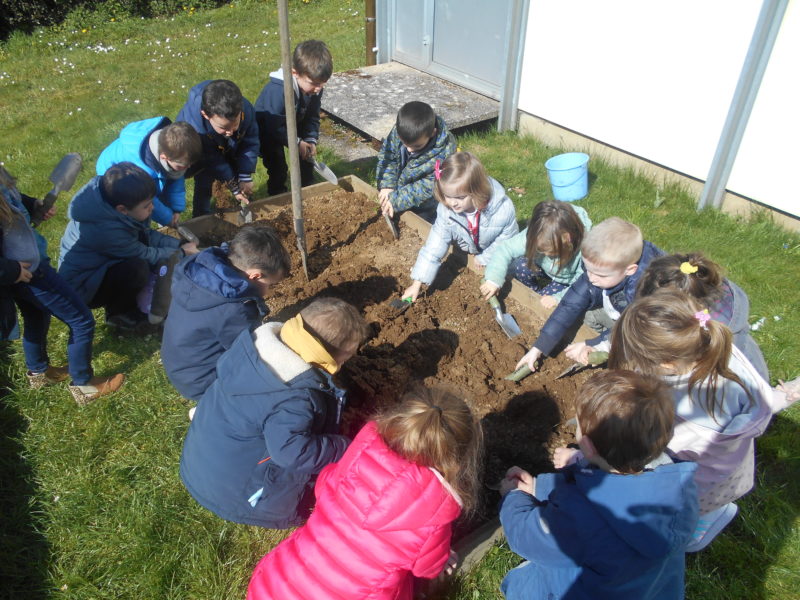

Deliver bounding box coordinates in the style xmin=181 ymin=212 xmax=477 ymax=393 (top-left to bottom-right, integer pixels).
xmin=277 ymin=0 xmax=309 ymax=280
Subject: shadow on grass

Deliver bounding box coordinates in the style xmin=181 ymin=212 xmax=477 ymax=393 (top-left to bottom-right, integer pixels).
xmin=0 ymin=345 xmax=50 ymax=600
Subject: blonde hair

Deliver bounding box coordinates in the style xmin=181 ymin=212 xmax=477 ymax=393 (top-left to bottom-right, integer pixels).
xmin=432 ymin=152 xmax=492 ymax=210
xmin=581 ymin=217 xmax=643 ymax=268
xmin=637 ymin=252 xmax=725 ymax=306
xmin=609 ymin=289 xmax=753 ymax=419
xmin=375 ymin=385 xmax=483 ymax=516
xmin=524 ymin=200 xmax=585 ymax=272
xmin=300 ymin=297 xmax=370 ymax=354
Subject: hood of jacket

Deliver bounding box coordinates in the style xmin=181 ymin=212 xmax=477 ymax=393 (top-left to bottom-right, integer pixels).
xmin=171 ymin=246 xmax=260 ymax=311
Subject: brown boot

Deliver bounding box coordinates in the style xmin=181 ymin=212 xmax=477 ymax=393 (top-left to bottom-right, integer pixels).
xmin=27 ymin=365 xmax=70 ymax=389
xmin=68 ymin=373 xmax=126 ymax=406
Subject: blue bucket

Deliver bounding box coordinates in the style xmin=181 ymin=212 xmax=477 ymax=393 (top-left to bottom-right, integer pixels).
xmin=544 ymin=152 xmax=589 ymax=202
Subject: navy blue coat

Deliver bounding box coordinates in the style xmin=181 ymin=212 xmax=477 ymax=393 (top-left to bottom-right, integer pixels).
xmin=534 ymin=241 xmax=664 ymax=355
xmin=161 ymin=246 xmax=267 ymax=401
xmin=254 ymin=68 xmax=322 ymax=147
xmin=175 ymin=80 xmax=260 ymax=182
xmin=179 ymin=323 xmax=350 ymax=529
xmin=500 ymin=460 xmax=698 ymax=600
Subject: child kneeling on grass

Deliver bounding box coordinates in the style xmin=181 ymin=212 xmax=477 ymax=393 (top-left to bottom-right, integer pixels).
xmin=609 ymin=290 xmax=799 ymax=551
xmin=58 ymin=162 xmax=199 ymax=331
xmin=161 ymin=223 xmax=291 ymax=402
xmin=247 ymin=385 xmax=483 ymax=600
xmin=1 ymin=165 xmax=124 ymax=404
xmin=402 ymin=151 xmax=518 ymax=302
xmin=499 ymin=370 xmax=699 ymax=600
xmin=179 ymin=297 xmax=370 ymax=529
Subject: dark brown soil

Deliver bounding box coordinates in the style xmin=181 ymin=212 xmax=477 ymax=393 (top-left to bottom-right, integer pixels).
xmin=198 ymin=189 xmax=596 ymax=515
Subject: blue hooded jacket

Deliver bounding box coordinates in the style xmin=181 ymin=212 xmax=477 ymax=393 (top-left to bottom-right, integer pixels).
xmin=175 ymin=80 xmax=260 ymax=183
xmin=96 ymin=116 xmax=187 ymax=227
xmin=254 ymin=67 xmax=322 ymax=147
xmin=161 ymin=246 xmax=267 ymax=401
xmin=58 ymin=176 xmax=181 ymax=304
xmin=500 ymin=460 xmax=698 ymax=600
xmin=179 ymin=323 xmax=350 ymax=529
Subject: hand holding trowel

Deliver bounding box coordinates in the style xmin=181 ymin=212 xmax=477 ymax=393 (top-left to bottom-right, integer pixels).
xmin=31 ymin=152 xmax=83 ymax=226
xmin=307 ymin=156 xmax=338 ymax=186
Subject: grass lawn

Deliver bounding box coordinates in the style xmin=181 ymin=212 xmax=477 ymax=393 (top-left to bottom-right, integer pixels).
xmin=1 ymin=1 xmax=799 ymax=598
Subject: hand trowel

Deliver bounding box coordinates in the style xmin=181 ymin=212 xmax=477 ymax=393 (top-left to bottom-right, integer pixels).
xmin=31 ymin=152 xmax=83 ymax=226
xmin=312 ymin=159 xmax=338 ymax=186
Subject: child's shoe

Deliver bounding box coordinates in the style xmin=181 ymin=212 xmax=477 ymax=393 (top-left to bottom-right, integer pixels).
xmin=106 ymin=310 xmax=148 ymax=332
xmin=686 ymin=502 xmax=738 ymax=552
xmin=188 ymin=405 xmax=196 ymax=421
xmin=68 ymin=373 xmax=126 ymax=406
xmin=26 ymin=365 xmax=70 ymax=389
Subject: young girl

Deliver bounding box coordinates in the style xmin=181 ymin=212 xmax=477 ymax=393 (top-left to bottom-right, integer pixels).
xmin=480 ymin=199 xmax=591 ymax=309
xmin=246 ymin=385 xmax=483 ymax=600
xmin=636 ymin=251 xmax=768 ymax=380
xmin=609 ymin=290 xmax=798 ymax=551
xmin=0 ymin=165 xmax=124 ymax=404
xmin=402 ymin=151 xmax=518 ymax=301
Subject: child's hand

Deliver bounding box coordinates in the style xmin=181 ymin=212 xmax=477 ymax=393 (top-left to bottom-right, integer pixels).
xmin=500 ymin=465 xmax=535 ymax=496
xmin=41 ymin=206 xmax=57 ymax=221
xmin=181 ymin=242 xmax=200 ymax=255
xmin=238 ymin=180 xmax=254 ymax=198
xmin=169 ymin=212 xmax=181 ymax=228
xmin=565 ymin=342 xmax=591 ymax=365
xmin=402 ymin=280 xmax=423 ymax=302
xmin=480 ymin=280 xmax=499 ymax=300
xmin=515 ymin=347 xmax=542 ymax=372
xmin=15 ymin=261 xmax=33 ymax=283
xmin=540 ymin=295 xmax=558 ymax=309
xmin=553 ymin=446 xmax=582 ymax=469
xmin=379 ymin=192 xmax=395 ymax=218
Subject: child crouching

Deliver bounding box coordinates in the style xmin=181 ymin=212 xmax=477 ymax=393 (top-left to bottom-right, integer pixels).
xmin=247 ymin=385 xmax=483 ymax=600
xmin=499 ymin=370 xmax=698 ymax=600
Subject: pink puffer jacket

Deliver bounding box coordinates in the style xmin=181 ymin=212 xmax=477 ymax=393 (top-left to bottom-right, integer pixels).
xmin=247 ymin=421 xmax=462 ymax=600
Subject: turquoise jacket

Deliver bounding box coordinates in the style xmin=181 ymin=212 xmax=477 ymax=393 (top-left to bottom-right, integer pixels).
xmin=483 ymin=204 xmax=592 ymax=300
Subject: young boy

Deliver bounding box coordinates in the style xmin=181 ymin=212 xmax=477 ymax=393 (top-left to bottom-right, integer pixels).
xmin=58 ymin=162 xmax=199 ymax=330
xmin=96 ymin=117 xmax=202 ymax=227
xmin=161 ymin=223 xmax=291 ymax=401
xmin=499 ymin=370 xmax=699 ymax=600
xmin=176 ymin=79 xmax=260 ymax=217
xmin=376 ymin=101 xmax=457 ymax=223
xmin=179 ymin=297 xmax=370 ymax=529
xmin=255 ymin=39 xmax=332 ymax=196
xmin=516 ymin=217 xmax=663 ymax=371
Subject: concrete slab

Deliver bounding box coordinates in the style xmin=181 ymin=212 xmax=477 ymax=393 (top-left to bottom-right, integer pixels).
xmin=321 ymin=62 xmax=499 ymax=142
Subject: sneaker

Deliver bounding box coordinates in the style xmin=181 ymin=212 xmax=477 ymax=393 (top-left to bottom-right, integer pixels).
xmin=188 ymin=405 xmax=196 ymax=421
xmin=27 ymin=365 xmax=70 ymax=389
xmin=686 ymin=502 xmax=738 ymax=552
xmin=68 ymin=373 xmax=126 ymax=406
xmin=106 ymin=311 xmax=148 ymax=331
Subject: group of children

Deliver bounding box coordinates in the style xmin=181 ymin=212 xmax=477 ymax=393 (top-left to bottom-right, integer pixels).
xmin=2 ymin=35 xmax=799 ymax=600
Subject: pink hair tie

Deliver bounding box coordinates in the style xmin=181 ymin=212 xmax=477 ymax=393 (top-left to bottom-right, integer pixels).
xmin=434 ymin=159 xmax=442 ymax=180
xmin=694 ymin=309 xmax=711 ymax=329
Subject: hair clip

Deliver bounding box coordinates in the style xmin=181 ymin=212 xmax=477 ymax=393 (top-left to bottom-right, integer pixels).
xmin=694 ymin=309 xmax=710 ymax=329
xmin=680 ymin=261 xmax=699 ymax=275
xmin=434 ymin=159 xmax=441 ymax=181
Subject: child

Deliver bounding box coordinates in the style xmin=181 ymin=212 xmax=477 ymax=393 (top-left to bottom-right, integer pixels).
xmin=176 ymin=79 xmax=260 ymax=217
xmin=247 ymin=385 xmax=483 ymax=600
xmin=376 ymin=101 xmax=457 ymax=223
xmin=161 ymin=224 xmax=291 ymax=401
xmin=58 ymin=162 xmax=199 ymax=330
xmin=255 ymin=40 xmax=332 ymax=196
xmin=96 ymin=117 xmax=202 ymax=227
xmin=637 ymin=252 xmax=768 ymax=380
xmin=609 ymin=290 xmax=799 ymax=551
xmin=403 ymin=152 xmax=518 ymax=301
xmin=1 ymin=165 xmax=124 ymax=404
xmin=179 ymin=297 xmax=370 ymax=529
xmin=499 ymin=370 xmax=699 ymax=600
xmin=481 ymin=200 xmax=592 ymax=309
xmin=515 ymin=217 xmax=662 ymax=371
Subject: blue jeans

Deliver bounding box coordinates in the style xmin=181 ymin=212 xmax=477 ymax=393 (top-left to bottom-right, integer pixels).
xmin=10 ymin=262 xmax=95 ymax=385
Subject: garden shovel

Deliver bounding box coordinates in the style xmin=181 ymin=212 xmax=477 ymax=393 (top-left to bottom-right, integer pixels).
xmin=312 ymin=159 xmax=338 ymax=186
xmin=555 ymin=351 xmax=609 ymax=379
xmin=237 ymin=199 xmax=253 ymax=225
xmin=488 ymin=296 xmax=522 ymax=339
xmin=389 ymin=296 xmax=413 ymax=314
xmin=31 ymin=152 xmax=83 ymax=226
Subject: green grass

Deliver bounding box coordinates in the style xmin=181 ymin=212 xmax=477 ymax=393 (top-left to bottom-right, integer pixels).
xmin=2 ymin=1 xmax=799 ymax=598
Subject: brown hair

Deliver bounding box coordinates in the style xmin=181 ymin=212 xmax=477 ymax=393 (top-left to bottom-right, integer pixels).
xmin=293 ymin=39 xmax=333 ymax=82
xmin=159 ymin=121 xmax=202 ymax=165
xmin=432 ymin=152 xmax=492 ymax=210
xmin=229 ymin=224 xmax=291 ymax=276
xmin=636 ymin=252 xmax=725 ymax=306
xmin=581 ymin=217 xmax=643 ymax=268
xmin=375 ymin=384 xmax=483 ymax=516
xmin=577 ymin=370 xmax=674 ymax=473
xmin=609 ymin=289 xmax=753 ymax=419
xmin=524 ymin=200 xmax=585 ymax=273
xmin=300 ymin=297 xmax=370 ymax=355
xmin=0 ymin=165 xmax=17 ymax=227
xmin=101 ymin=162 xmax=156 ymax=210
